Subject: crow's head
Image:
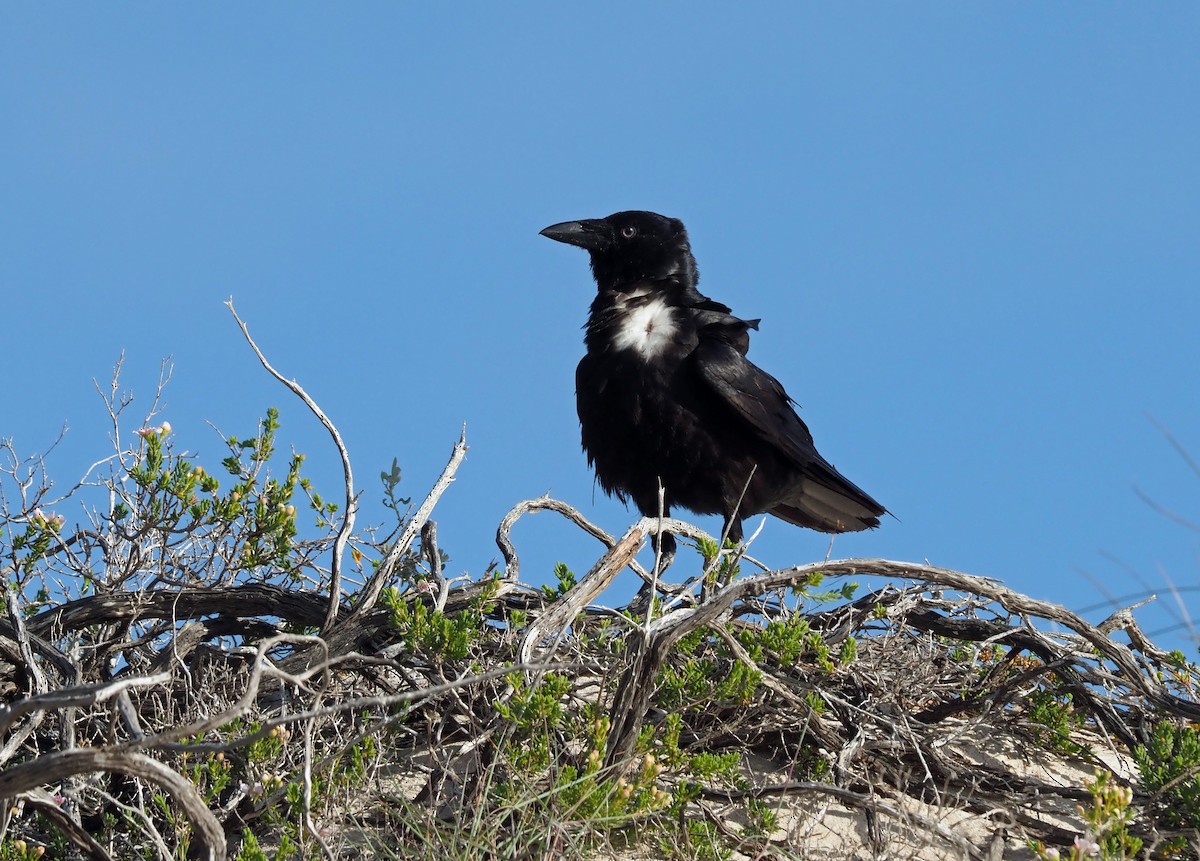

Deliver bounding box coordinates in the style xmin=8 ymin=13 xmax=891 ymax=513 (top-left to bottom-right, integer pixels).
xmin=540 ymin=210 xmax=697 ymax=290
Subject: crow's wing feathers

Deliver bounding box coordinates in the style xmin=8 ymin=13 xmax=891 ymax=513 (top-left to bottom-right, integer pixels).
xmin=690 ymin=329 xmax=818 ymax=465
xmin=690 ymin=324 xmax=884 ymax=527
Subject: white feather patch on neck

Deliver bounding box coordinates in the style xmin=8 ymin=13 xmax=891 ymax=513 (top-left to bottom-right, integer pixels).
xmin=612 ymin=295 xmax=678 ymax=359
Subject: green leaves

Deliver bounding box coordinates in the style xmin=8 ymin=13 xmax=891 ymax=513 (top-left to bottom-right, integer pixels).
xmin=738 ymin=615 xmax=853 ymax=675
xmin=382 ymin=575 xmax=498 ymax=663
xmin=1025 ymin=689 xmax=1089 ymax=757
xmin=380 ymin=457 xmax=411 ymax=513
xmin=540 ymin=562 xmax=577 ymax=600
xmin=1135 ymin=720 xmax=1200 ymax=834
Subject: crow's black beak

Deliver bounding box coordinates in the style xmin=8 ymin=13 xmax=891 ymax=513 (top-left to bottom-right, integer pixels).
xmin=539 ymin=219 xmax=611 ymax=252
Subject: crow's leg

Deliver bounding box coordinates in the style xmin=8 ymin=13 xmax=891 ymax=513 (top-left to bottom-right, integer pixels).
xmin=654 ymin=530 xmax=677 ymax=575
xmin=722 ymin=516 xmax=744 ymax=547
xmin=629 ymin=522 xmax=675 ymax=618
xmin=629 ymin=497 xmax=676 ymax=618
xmin=636 ymin=491 xmax=676 ymax=576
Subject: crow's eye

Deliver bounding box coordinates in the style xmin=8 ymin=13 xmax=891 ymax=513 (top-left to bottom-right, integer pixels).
xmin=620 ymin=225 xmax=637 ymax=238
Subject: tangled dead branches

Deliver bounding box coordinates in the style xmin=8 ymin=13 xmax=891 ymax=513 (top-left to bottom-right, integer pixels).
xmin=5 ymin=486 xmax=1200 ymax=859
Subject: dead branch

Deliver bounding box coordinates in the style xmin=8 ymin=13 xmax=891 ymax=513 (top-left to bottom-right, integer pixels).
xmin=348 ymin=426 xmax=468 ymax=621
xmin=520 ymin=519 xmax=646 ymax=665
xmin=15 ymin=788 xmax=113 ymax=861
xmin=0 ymin=749 xmax=225 ymax=860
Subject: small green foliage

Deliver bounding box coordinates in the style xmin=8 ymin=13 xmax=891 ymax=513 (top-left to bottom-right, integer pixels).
xmin=950 ymin=642 xmax=974 ymax=663
xmin=746 ymin=797 xmax=779 ymax=836
xmin=696 ymin=535 xmax=720 ymax=566
xmin=792 ymin=568 xmax=823 ymax=596
xmin=233 ymin=830 xmax=269 ymax=861
xmin=1134 ymin=719 xmax=1200 ymax=840
xmin=234 ymin=817 xmax=302 ymax=861
xmin=549 ymin=748 xmax=671 ymax=825
xmin=247 ymin=723 xmax=293 ymax=765
xmin=686 ymin=750 xmax=741 ymax=784
xmin=336 ymin=733 xmax=378 ymax=788
xmin=644 ymin=712 xmax=745 ymax=858
xmin=222 ymin=407 xmax=281 ymax=475
xmin=1083 ymin=771 xmax=1142 ymax=860
xmin=496 ymin=672 xmax=571 ymax=730
xmin=541 ymin=561 xmax=577 ymax=600
xmin=696 ymin=535 xmax=742 ymax=588
xmin=0 ymin=837 xmax=49 ymax=860
xmin=187 ymin=750 xmax=234 ymax=804
xmin=127 ymin=426 xmax=223 ymax=529
xmin=495 ymin=684 xmax=674 ymax=838
xmin=98 ymin=408 xmax=318 ymax=584
xmin=672 ymin=825 xmax=734 ymax=861
xmin=718 ymin=659 xmax=762 ymax=704
xmin=12 ymin=509 xmax=65 ymax=574
xmin=657 ymin=711 xmax=687 ymax=768
xmin=380 ymin=456 xmax=412 ymax=513
xmin=1025 ymin=688 xmax=1089 ymax=757
xmin=496 ymin=672 xmax=573 ymax=774
xmin=837 ymin=636 xmax=858 ymax=666
xmin=737 ymin=615 xmax=839 ymax=674
xmin=803 ymin=690 xmax=826 ymax=715
xmin=284 ymin=780 xmax=303 ymax=811
xmin=382 ymin=574 xmax=498 ymax=662
xmin=805 ymin=580 xmax=859 ymax=604
xmin=275 ymin=833 xmax=296 ymax=859
xmin=657 ymin=621 xmax=762 ymax=707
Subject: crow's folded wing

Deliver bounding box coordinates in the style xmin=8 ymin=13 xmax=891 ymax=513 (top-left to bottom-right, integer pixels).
xmin=690 ymin=322 xmax=885 ymax=528
xmin=689 ymin=321 xmax=819 ymax=463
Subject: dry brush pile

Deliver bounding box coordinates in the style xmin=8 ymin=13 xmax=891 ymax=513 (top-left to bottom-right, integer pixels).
xmin=2 ymin=308 xmax=1200 ymax=861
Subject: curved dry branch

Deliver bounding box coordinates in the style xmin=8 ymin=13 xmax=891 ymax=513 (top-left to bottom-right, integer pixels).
xmin=16 ymin=788 xmax=113 ymax=861
xmin=30 ymin=583 xmax=329 ymax=637
xmin=227 ymin=298 xmax=356 ymax=633
xmin=495 ymin=496 xmax=769 ymax=595
xmin=0 ymin=749 xmax=225 ymax=860
xmin=0 ymin=670 xmax=171 ymax=742
xmin=520 ymin=520 xmax=646 ymax=665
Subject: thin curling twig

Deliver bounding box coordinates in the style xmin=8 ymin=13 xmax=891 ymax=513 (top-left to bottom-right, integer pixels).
xmin=226 ymin=299 xmax=356 ymax=633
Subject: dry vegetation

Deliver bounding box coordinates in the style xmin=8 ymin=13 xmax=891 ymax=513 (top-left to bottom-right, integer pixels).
xmin=2 ymin=307 xmax=1200 ymax=861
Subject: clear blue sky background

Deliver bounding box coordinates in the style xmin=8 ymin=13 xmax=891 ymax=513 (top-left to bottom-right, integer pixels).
xmin=3 ymin=7 xmax=1199 ymax=649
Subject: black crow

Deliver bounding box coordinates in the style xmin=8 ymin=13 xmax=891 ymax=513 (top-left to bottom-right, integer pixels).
xmin=540 ymin=210 xmax=885 ymax=562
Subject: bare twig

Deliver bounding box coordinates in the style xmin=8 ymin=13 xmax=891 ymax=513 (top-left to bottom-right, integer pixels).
xmin=16 ymin=788 xmax=113 ymax=861
xmin=227 ymin=298 xmax=357 ymax=632
xmin=349 ymin=426 xmax=467 ymax=621
xmin=0 ymin=670 xmax=172 ymax=740
xmin=0 ymin=750 xmax=226 ymax=861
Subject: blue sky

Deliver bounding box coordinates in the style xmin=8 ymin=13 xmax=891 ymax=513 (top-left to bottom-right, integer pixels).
xmin=3 ymin=6 xmax=1199 ymax=648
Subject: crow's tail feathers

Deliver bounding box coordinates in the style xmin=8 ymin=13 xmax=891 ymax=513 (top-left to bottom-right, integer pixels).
xmin=769 ymin=467 xmax=885 ymax=534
